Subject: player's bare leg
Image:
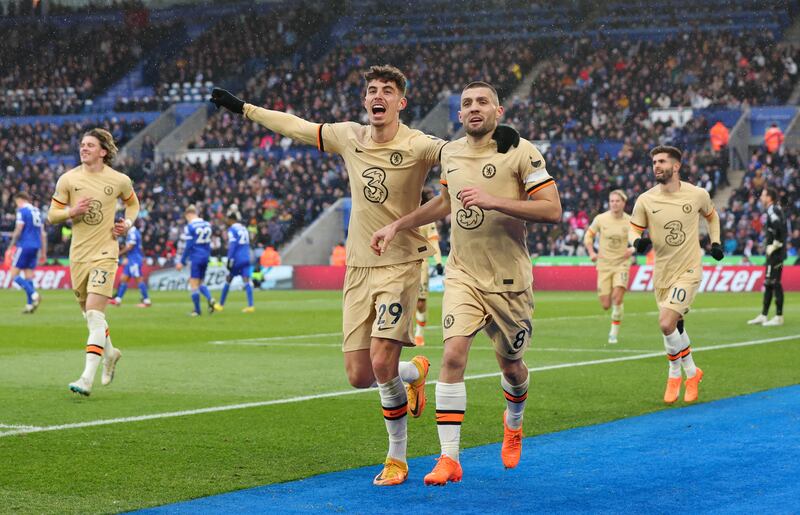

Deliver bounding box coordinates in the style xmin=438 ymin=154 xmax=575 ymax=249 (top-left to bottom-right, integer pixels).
xmin=415 ymin=298 xmax=427 ymax=346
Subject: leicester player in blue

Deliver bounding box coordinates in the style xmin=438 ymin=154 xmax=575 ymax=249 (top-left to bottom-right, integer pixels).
xmin=8 ymin=192 xmax=46 ymax=313
xmin=109 ymin=220 xmax=152 ymax=308
xmin=175 ymin=205 xmax=218 ymax=316
xmin=216 ymin=207 xmax=255 ymax=313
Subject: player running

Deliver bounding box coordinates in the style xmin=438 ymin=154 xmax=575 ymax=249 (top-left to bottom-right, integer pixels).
xmin=629 ymin=145 xmax=724 ymax=404
xmin=8 ymin=191 xmax=46 ymax=313
xmin=211 ymin=65 xmax=521 ymax=485
xmin=583 ymin=190 xmax=633 ymax=343
xmin=47 ymin=128 xmax=139 ymax=396
xmin=371 ymin=81 xmax=562 ymax=485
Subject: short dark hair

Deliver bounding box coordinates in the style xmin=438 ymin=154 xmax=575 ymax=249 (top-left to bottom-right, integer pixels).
xmin=363 ymin=65 xmax=407 ymax=96
xmin=462 ymin=81 xmax=500 ymax=105
xmin=14 ymin=191 xmax=31 ymax=201
xmin=764 ymin=187 xmax=778 ymax=202
xmin=83 ymin=128 xmax=118 ymax=166
xmin=649 ymin=145 xmax=682 ymax=162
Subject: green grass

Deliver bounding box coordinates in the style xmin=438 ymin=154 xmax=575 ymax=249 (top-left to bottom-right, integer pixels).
xmin=1 ymin=289 xmax=799 ymax=513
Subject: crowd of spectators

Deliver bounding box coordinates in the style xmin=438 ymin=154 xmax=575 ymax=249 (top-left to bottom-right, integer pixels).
xmin=193 ymin=38 xmax=538 ymax=150
xmin=0 ymin=0 xmax=146 ymax=16
xmin=722 ymin=147 xmax=800 ymax=259
xmin=1 ymin=20 xmax=178 ymax=116
xmin=152 ymin=4 xmax=333 ymax=88
xmin=504 ymin=32 xmax=800 ymax=143
xmin=3 ymin=3 xmax=800 ymax=264
xmin=0 ymin=117 xmax=148 ymax=171
xmin=524 ymin=143 xmax=729 ymax=257
xmin=1 ymin=150 xmax=349 ymax=263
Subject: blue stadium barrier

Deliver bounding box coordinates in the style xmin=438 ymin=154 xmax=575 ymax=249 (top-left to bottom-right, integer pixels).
xmin=694 ymin=108 xmax=743 ymax=130
xmin=750 ymin=106 xmax=797 ymax=136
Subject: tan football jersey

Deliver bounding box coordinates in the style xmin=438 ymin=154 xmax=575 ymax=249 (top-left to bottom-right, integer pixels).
xmin=586 ymin=211 xmax=631 ymax=270
xmin=51 ymin=164 xmax=135 ymax=263
xmin=440 ymin=137 xmax=553 ymax=293
xmin=320 ymin=122 xmax=442 ymax=267
xmin=420 ymin=222 xmax=439 ymax=242
xmin=630 ymin=181 xmax=715 ymax=288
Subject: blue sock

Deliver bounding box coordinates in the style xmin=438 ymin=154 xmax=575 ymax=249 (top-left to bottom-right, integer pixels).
xmin=138 ymin=282 xmax=149 ymax=300
xmin=220 ymin=283 xmax=230 ymax=306
xmin=245 ymin=283 xmax=254 ymax=307
xmin=14 ymin=276 xmax=34 ymax=304
xmin=117 ymin=283 xmax=128 ymax=300
xmin=24 ymin=278 xmax=37 ymax=302
xmin=191 ymin=290 xmax=201 ymax=313
xmin=199 ymin=285 xmax=212 ymax=301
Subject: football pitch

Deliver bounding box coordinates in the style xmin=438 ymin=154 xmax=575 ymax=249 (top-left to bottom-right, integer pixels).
xmin=1 ymin=289 xmax=799 ymax=513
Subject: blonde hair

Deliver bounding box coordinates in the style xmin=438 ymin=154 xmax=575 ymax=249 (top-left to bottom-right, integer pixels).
xmin=610 ymin=189 xmax=628 ymax=202
xmin=185 ymin=204 xmax=197 ymax=215
xmin=83 ymin=128 xmax=118 ymax=166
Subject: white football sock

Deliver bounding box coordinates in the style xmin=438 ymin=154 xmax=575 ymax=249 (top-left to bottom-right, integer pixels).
xmin=501 ymin=373 xmax=529 ymax=430
xmin=435 ymin=382 xmax=466 ymax=461
xmin=663 ymin=329 xmax=683 ymax=379
xmin=80 ymin=310 xmax=106 ymax=383
xmin=378 ymin=376 xmax=408 ymax=462
xmin=679 ymin=328 xmax=697 ymax=378
xmin=398 ymin=361 xmax=420 ymax=384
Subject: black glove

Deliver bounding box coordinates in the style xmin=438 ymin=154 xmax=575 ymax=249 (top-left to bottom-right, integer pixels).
xmin=435 ymin=263 xmax=444 ymax=276
xmin=210 ymin=87 xmax=244 ymax=114
xmin=710 ymin=242 xmax=724 ymax=261
xmin=633 ymin=237 xmax=652 ymax=254
xmin=226 ymin=258 xmax=234 ymax=272
xmin=492 ymin=124 xmax=520 ymax=153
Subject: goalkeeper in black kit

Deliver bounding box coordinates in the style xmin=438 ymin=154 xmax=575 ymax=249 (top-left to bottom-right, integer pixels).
xmin=748 ymin=187 xmax=787 ymax=327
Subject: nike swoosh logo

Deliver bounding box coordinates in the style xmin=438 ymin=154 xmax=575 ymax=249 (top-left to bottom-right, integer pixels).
xmin=652 ymin=209 xmax=662 ymax=214
xmin=74 ymin=188 xmax=82 ymax=191
xmin=377 ymin=326 xmax=391 ymax=331
xmin=355 ymin=148 xmax=363 ymax=153
xmin=447 ymin=168 xmax=460 ymax=174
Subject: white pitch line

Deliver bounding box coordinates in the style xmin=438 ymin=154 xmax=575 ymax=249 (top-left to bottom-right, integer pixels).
xmin=2 ymin=333 xmax=798 ymax=439
xmin=210 ymin=340 xmax=652 ymax=354
xmin=208 ymin=306 xmax=761 ymax=346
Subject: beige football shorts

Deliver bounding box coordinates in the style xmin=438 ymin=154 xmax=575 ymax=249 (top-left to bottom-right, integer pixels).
xmin=70 ymin=258 xmax=118 ymax=303
xmin=441 ymin=275 xmax=534 ymax=360
xmin=341 ymin=260 xmax=422 ymax=352
xmin=597 ymin=266 xmax=630 ymax=296
xmin=655 ymin=275 xmax=700 ymax=316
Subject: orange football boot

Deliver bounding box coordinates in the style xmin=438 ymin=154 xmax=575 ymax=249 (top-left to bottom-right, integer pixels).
xmin=684 ymin=367 xmax=704 ymax=403
xmin=501 ymin=410 xmax=523 ymax=469
xmin=424 ymin=455 xmax=463 ymax=485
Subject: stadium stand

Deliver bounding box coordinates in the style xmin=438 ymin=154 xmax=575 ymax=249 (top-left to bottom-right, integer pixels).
xmin=1 ymin=0 xmax=800 ymax=263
